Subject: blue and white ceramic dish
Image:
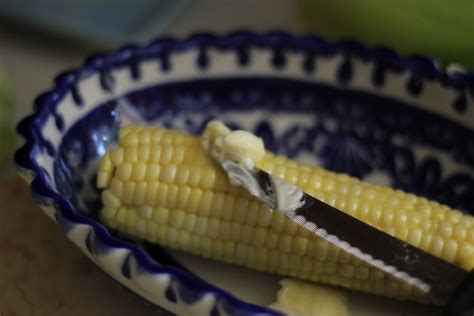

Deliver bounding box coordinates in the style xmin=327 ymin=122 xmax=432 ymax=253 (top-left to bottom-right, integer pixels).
xmin=15 ymin=32 xmax=474 ymax=315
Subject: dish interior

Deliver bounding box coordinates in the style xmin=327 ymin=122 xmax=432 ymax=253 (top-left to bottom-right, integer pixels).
xmin=54 ymin=77 xmax=474 ymax=222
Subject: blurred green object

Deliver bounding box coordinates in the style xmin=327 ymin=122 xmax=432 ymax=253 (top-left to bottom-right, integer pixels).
xmin=298 ymin=0 xmax=474 ymax=69
xmin=0 ymin=68 xmax=14 ymax=177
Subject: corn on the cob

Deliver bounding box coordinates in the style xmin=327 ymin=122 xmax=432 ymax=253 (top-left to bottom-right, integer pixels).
xmin=97 ymin=124 xmax=474 ymax=304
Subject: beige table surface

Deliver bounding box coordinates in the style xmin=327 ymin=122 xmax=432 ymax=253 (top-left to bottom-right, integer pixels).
xmin=0 ymin=179 xmax=160 ymax=316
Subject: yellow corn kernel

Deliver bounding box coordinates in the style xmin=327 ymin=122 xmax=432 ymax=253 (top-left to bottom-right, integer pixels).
xmin=172 ymin=145 xmax=185 ymax=163
xmin=355 ymin=266 xmax=369 ymax=280
xmin=145 ymin=164 xmax=161 ymax=181
xmin=160 ymin=164 xmax=177 ymax=184
xmin=102 ymin=190 xmax=121 ymax=208
xmin=301 ymin=257 xmax=312 ymax=272
xmin=279 ymin=235 xmax=292 ymax=253
xmin=187 ymin=188 xmax=202 ymax=214
xmin=149 ymin=144 xmax=161 ymax=162
xmin=271 ymin=213 xmax=286 ymax=233
xmin=133 ymin=181 xmax=147 ymax=205
xmin=430 ymin=236 xmax=445 ymax=257
xmin=175 ymin=165 xmax=190 ymax=185
xmin=255 ymin=247 xmax=268 ymax=267
xmin=167 ymin=227 xmax=179 ymax=246
xmin=207 ymin=218 xmax=220 ymax=238
xmin=110 ymin=147 xmax=125 ymax=166
xmin=288 ymin=255 xmax=301 ymax=271
xmin=122 ymin=132 xmax=138 ymax=146
xmin=284 ymin=219 xmax=299 ymax=235
xmin=146 ymin=221 xmax=157 ymax=240
xmin=160 ymin=145 xmax=173 ymax=163
xmin=156 ymin=225 xmax=167 ymax=242
xmin=97 ymin=171 xmax=112 ymax=188
xmin=312 ymin=239 xmax=329 ymax=261
xmin=213 ymin=193 xmax=227 ymax=220
xmin=166 ymin=185 xmax=179 ymax=209
xmin=277 ymin=253 xmax=289 ymax=273
xmin=253 ymin=227 xmax=267 ymax=247
xmin=124 ymin=146 xmax=138 ymax=163
xmin=235 ymin=243 xmax=248 ymax=264
xmin=125 ymin=209 xmax=137 ymax=228
xmin=219 ymin=221 xmax=230 ymax=240
xmin=407 ymin=228 xmax=423 ymax=246
xmin=200 ymin=237 xmax=212 ymax=258
xmin=145 ymin=181 xmax=159 ymax=205
xmin=240 ymin=224 xmax=254 ymax=244
xmin=442 ymin=239 xmax=458 ymax=263
xmin=233 ymin=197 xmax=247 ymax=223
xmin=138 ymin=144 xmax=150 ymax=161
xmin=176 ymin=186 xmax=192 ymax=210
xmin=101 ymin=206 xmax=117 ymax=221
xmin=339 ymin=264 xmax=355 ymax=278
xmin=116 ymin=163 xmax=132 ymax=182
xmin=188 ymin=167 xmax=202 ymax=187
xmin=293 ymin=237 xmax=308 ymax=256
xmin=151 ymin=128 xmax=164 ymax=143
xmin=153 ymin=207 xmax=169 ymax=224
xmin=212 ymin=240 xmax=224 ymax=259
xmin=114 ymin=206 xmax=127 ymax=228
xmin=110 ymin=178 xmax=124 ymax=198
xmin=194 ymin=216 xmax=208 ymax=236
xmin=200 ymin=168 xmax=216 ymax=189
xmin=182 ymin=213 xmax=196 ymax=232
xmin=230 ymin=222 xmax=241 ymax=241
xmin=438 ymin=221 xmax=453 ymax=239
xmin=138 ymin=206 xmax=153 ymax=219
xmin=245 ymin=201 xmax=258 ymax=225
xmin=98 ymin=152 xmax=113 ymax=172
xmin=136 ymin=218 xmax=147 ymax=236
xmin=198 ymin=191 xmax=214 ymax=217
xmin=322 ymin=262 xmax=337 ymax=273
xmin=266 ymin=231 xmax=279 ymax=249
xmin=453 ymin=223 xmax=467 ymax=241
xmin=170 ymin=209 xmax=185 ymax=228
xmin=138 ymin=129 xmax=151 ymax=145
xmin=118 ymin=125 xmax=134 ymax=141
xmin=155 ymin=183 xmax=169 ymax=206
xmin=257 ymin=204 xmax=272 ymax=227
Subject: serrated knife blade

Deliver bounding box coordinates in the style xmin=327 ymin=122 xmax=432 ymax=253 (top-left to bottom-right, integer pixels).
xmin=218 ymin=159 xmax=469 ymax=304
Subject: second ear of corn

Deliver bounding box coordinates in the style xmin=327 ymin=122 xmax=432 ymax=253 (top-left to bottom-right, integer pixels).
xmin=97 ymin=124 xmax=474 ymax=304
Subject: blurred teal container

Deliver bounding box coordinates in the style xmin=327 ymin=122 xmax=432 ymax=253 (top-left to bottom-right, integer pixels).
xmin=298 ymin=0 xmax=474 ymax=69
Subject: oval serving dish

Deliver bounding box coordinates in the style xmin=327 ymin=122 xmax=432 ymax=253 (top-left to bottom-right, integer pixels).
xmin=15 ymin=32 xmax=474 ymax=315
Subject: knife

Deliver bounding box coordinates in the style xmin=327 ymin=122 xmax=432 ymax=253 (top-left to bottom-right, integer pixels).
xmin=217 ymin=159 xmax=474 ymax=315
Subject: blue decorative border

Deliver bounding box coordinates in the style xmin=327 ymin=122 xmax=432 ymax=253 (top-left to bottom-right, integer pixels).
xmin=14 ymin=31 xmax=474 ymax=315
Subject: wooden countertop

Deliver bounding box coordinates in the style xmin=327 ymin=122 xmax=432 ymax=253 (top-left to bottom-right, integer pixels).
xmin=0 ymin=179 xmax=159 ymax=316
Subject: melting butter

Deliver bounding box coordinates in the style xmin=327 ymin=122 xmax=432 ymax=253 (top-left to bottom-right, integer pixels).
xmin=270 ymin=279 xmax=348 ymax=316
xmin=201 ymin=120 xmax=265 ymax=167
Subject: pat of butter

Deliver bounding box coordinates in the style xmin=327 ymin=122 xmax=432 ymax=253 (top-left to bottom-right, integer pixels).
xmin=202 ymin=120 xmax=265 ymax=167
xmin=269 ymin=279 xmax=348 ymax=316
xmin=201 ymin=120 xmax=231 ymax=143
xmin=221 ymin=130 xmax=265 ymax=165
